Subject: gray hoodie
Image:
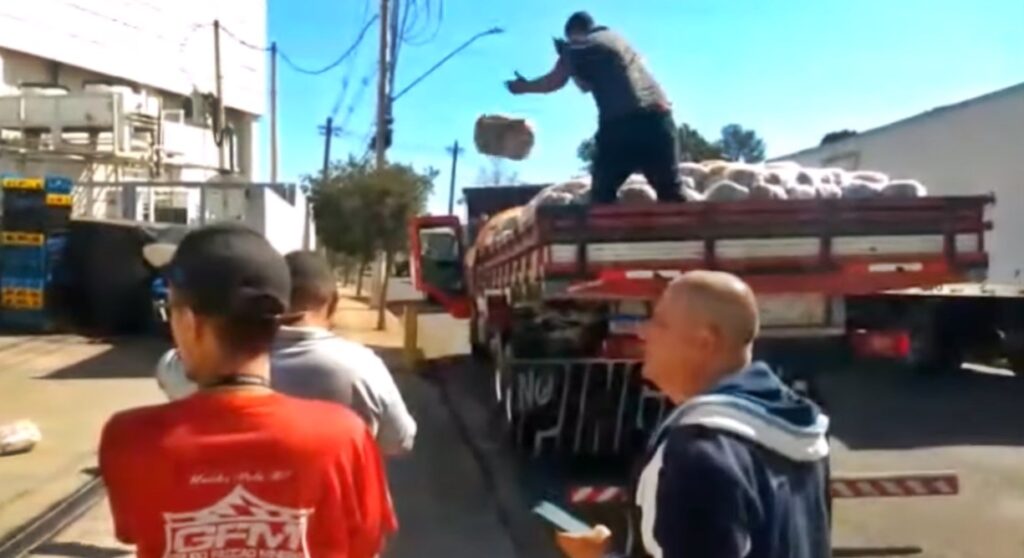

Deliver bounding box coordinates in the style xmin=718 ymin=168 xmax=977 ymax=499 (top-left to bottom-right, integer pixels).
xmin=154 ymin=326 xmax=417 ymax=456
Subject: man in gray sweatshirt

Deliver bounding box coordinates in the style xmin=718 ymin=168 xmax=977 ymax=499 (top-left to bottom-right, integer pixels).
xmin=156 ymin=251 xmax=417 ymax=456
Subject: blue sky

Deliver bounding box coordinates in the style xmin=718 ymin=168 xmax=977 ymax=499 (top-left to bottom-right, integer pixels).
xmin=264 ymin=0 xmax=1024 ymax=215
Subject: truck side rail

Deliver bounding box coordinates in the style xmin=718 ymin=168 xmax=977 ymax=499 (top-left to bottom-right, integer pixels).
xmin=473 ymin=196 xmax=993 ymax=298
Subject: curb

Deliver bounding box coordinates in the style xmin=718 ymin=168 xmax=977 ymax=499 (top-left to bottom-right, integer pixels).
xmin=0 ymin=477 xmax=104 ymax=558
xmin=430 ymin=360 xmax=561 ymax=558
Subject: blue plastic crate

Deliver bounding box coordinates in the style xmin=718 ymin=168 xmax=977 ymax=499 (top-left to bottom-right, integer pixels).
xmin=1 ymin=308 xmax=55 ymax=332
xmin=44 ymin=176 xmax=73 ymax=194
xmin=1 ymin=246 xmax=47 ymax=278
xmin=1 ymin=276 xmax=45 ymax=291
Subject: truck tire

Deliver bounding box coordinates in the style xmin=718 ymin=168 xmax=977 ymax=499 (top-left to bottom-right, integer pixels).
xmin=469 ymin=308 xmax=489 ymax=361
xmin=1004 ymin=329 xmax=1024 ymax=376
xmin=907 ymin=310 xmax=963 ymax=374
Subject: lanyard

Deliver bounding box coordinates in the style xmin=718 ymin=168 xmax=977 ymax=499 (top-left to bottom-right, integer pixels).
xmin=203 ymin=374 xmax=270 ymax=389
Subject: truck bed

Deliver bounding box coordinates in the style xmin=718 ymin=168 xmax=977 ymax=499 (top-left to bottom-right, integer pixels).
xmin=471 ymin=196 xmax=992 ymax=300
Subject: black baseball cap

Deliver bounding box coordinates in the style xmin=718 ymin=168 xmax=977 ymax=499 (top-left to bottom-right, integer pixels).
xmin=162 ymin=222 xmax=291 ymax=319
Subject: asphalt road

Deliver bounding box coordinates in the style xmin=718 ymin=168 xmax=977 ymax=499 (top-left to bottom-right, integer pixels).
xmin=821 ymin=362 xmax=1024 ymax=557
xmin=438 ymin=350 xmax=1024 ymax=558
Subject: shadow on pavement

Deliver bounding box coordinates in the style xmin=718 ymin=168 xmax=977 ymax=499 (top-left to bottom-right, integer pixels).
xmin=820 ymin=363 xmax=1024 ymax=450
xmin=31 ymin=542 xmax=130 ymax=557
xmin=36 ymin=337 xmax=170 ymax=381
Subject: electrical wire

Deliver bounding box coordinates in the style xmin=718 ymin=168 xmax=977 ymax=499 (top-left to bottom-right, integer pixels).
xmin=275 ymin=15 xmax=378 ymax=75
xmin=219 ymin=17 xmax=378 ymax=76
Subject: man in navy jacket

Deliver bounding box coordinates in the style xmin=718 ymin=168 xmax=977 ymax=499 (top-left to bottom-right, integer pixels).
xmin=636 ymin=271 xmax=831 ymax=558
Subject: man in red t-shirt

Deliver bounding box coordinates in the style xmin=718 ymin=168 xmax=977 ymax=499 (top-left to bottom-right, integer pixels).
xmin=100 ymin=223 xmax=396 ymax=558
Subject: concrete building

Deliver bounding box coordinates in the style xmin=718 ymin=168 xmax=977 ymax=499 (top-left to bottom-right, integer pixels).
xmin=775 ymin=82 xmax=1024 ymax=284
xmin=0 ymin=0 xmax=311 ymax=252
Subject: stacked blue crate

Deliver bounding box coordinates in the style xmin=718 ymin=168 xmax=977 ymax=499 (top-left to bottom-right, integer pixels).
xmin=0 ymin=175 xmax=73 ymax=331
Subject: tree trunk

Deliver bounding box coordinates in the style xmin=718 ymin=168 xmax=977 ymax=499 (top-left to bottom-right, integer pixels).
xmin=376 ymin=249 xmax=393 ymax=331
xmin=355 ymin=259 xmax=368 ymax=297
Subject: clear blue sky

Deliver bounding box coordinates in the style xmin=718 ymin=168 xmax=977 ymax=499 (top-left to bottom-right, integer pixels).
xmin=264 ymin=0 xmax=1024 ymax=215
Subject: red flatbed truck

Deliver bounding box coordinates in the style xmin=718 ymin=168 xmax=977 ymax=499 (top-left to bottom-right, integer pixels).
xmin=410 ymin=188 xmax=1020 ymax=553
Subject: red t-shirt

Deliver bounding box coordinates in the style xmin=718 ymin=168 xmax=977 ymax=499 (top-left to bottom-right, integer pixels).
xmin=99 ymin=390 xmax=397 ymax=558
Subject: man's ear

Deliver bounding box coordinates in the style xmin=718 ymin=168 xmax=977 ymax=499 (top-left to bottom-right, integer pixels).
xmin=326 ymin=292 xmax=340 ymax=320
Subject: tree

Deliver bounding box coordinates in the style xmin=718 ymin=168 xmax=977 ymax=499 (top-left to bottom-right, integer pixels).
xmin=308 ymin=157 xmax=437 ymax=327
xmin=677 ymin=124 xmax=724 ymax=162
xmin=476 ymin=156 xmax=520 ymax=186
xmin=577 ymin=137 xmax=596 ymax=168
xmin=820 ymin=129 xmax=857 ymax=145
xmin=576 ymin=123 xmax=724 ymax=168
xmin=718 ymin=124 xmax=766 ymax=163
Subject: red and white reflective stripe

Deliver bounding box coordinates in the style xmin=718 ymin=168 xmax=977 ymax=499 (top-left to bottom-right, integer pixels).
xmin=568 ymin=486 xmax=627 ymax=504
xmin=568 ymin=471 xmax=959 ymax=506
xmin=830 ymin=472 xmax=959 ymax=498
xmin=600 ymin=269 xmax=682 ymax=281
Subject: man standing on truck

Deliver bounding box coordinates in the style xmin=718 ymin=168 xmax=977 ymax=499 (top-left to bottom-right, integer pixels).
xmin=636 ymin=271 xmax=832 ymax=558
xmin=505 ymin=11 xmax=684 ymax=204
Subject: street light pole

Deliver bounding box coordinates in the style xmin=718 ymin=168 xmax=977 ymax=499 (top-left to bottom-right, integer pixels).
xmin=391 ymin=27 xmax=504 ymax=103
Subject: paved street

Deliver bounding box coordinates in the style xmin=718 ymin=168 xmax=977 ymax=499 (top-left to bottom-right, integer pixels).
xmin=8 ymin=292 xmax=1024 ymax=558
xmin=8 ymin=294 xmax=521 ymax=558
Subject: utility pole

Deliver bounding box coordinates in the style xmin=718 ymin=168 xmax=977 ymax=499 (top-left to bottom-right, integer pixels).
xmin=446 ymin=140 xmax=463 ymax=215
xmin=321 ymin=116 xmax=334 ymax=182
xmin=374 ymin=0 xmax=391 ymax=331
xmin=270 ymin=42 xmax=278 ymax=183
xmin=374 ymin=0 xmax=390 ymax=170
xmin=213 ymin=19 xmax=225 ymax=170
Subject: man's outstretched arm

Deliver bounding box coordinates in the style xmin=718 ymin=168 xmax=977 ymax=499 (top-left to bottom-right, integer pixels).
xmin=507 ymin=56 xmax=570 ymax=94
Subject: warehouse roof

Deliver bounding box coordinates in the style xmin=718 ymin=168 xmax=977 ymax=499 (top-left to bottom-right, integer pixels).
xmin=775 ymin=80 xmax=1024 ymax=161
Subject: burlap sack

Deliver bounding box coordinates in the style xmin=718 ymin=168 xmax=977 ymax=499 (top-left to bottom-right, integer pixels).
xmin=882 ymin=180 xmax=927 ymax=198
xmin=842 ymin=181 xmax=883 ymax=199
xmin=705 ymin=180 xmax=750 ymax=202
xmin=751 ymin=182 xmax=789 ymax=200
xmin=850 ymin=170 xmax=888 ymax=184
xmin=474 ymin=115 xmax=535 ymax=160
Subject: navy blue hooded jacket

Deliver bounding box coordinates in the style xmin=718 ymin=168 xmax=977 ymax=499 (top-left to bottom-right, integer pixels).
xmin=636 ymin=362 xmax=831 ymax=558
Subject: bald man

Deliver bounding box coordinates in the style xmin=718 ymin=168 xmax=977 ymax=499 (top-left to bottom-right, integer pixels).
xmin=636 ymin=271 xmax=831 ymax=558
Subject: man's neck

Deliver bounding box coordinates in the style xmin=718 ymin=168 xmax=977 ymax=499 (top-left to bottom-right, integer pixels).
xmin=287 ymin=312 xmax=331 ymax=330
xmin=198 ymin=354 xmax=272 ymax=390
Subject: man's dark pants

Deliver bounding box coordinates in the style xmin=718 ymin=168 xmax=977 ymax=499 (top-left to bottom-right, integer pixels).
xmin=590 ymin=109 xmax=684 ymax=204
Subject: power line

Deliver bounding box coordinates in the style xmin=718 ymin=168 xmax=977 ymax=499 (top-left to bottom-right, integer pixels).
xmin=218 ymin=17 xmax=378 ymax=76
xmin=276 ymin=16 xmax=378 ymax=75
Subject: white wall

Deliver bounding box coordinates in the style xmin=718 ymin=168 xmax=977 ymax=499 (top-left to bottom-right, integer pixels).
xmin=777 ymin=84 xmax=1024 ymax=284
xmin=246 ymin=185 xmax=314 ymax=255
xmin=0 ymin=0 xmax=265 ymax=115
xmin=0 ymin=46 xmax=257 ymax=223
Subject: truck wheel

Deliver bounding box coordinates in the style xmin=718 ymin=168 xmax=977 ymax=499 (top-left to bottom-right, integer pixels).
xmin=469 ymin=309 xmax=489 ymax=361
xmin=1004 ymin=329 xmax=1024 ymax=376
xmin=907 ymin=315 xmax=963 ymax=374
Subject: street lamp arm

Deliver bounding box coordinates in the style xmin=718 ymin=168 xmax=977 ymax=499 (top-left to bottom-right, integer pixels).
xmin=391 ymin=27 xmax=504 ymax=103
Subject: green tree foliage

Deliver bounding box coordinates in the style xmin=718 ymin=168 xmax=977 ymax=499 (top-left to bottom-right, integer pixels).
xmin=719 ymin=124 xmax=766 ymax=163
xmin=577 ymin=137 xmax=596 ymax=166
xmin=677 ymin=124 xmax=724 ymax=162
xmin=820 ymin=129 xmax=857 ymax=145
xmin=307 ymin=157 xmax=436 ymax=295
xmin=577 ymin=122 xmax=765 ymax=166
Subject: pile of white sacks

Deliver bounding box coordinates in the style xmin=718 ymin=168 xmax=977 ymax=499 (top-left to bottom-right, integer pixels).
xmin=476 ymin=160 xmax=928 ymax=249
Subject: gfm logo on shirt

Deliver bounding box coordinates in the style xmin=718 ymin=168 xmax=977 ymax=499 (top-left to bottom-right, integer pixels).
xmin=163 ymin=486 xmax=313 ymax=558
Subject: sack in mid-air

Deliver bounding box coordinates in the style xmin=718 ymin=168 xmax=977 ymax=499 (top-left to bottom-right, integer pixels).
xmin=474 ymin=115 xmax=535 ymax=161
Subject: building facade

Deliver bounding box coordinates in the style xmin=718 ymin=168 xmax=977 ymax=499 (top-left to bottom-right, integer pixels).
xmin=0 ymin=0 xmax=312 ymax=253
xmin=775 ymin=82 xmax=1024 ymax=284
